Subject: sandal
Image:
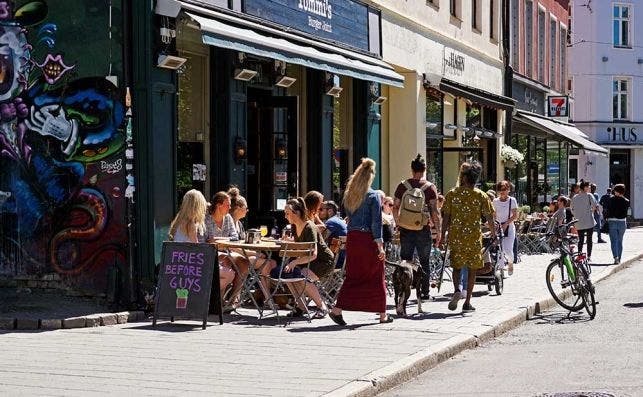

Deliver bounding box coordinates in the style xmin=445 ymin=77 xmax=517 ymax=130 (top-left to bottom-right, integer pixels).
xmin=312 ymin=309 xmax=328 ymax=319
xmin=286 ymin=307 xmax=305 ymax=318
xmin=379 ymin=314 xmax=394 ymax=324
xmin=329 ymin=311 xmax=347 ymax=326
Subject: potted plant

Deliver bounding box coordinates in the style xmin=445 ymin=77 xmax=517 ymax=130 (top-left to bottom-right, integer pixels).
xmin=500 ymin=144 xmax=525 ymax=169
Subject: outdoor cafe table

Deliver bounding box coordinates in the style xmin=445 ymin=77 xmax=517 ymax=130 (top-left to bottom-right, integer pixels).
xmin=214 ymin=239 xmax=283 ymax=318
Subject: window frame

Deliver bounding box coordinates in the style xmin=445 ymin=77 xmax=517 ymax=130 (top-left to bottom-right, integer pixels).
xmin=612 ymin=77 xmax=631 ymax=121
xmin=612 ymin=3 xmax=632 ymax=48
xmin=549 ymin=16 xmax=557 ymax=90
xmin=525 ymin=0 xmax=534 ymax=78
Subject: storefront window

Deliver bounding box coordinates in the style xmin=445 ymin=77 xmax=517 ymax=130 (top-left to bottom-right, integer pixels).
xmin=462 ymin=104 xmax=481 ymax=148
xmin=546 ymin=140 xmax=561 ymax=201
xmin=331 ymin=97 xmax=349 ymax=206
xmin=512 ymin=134 xmax=529 ymax=206
xmin=426 ymin=89 xmax=443 ymax=192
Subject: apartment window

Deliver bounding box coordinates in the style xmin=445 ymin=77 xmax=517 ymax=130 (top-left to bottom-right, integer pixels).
xmin=426 ymin=0 xmax=438 ymax=7
xmin=613 ymin=78 xmax=630 ymax=120
xmin=538 ymin=9 xmax=545 ymax=82
xmin=510 ymin=0 xmax=519 ymax=69
xmin=560 ymin=26 xmax=567 ymax=92
xmin=450 ymin=0 xmax=457 ymax=17
xmin=549 ymin=19 xmax=557 ymax=89
xmin=525 ymin=1 xmax=533 ymax=77
xmin=613 ymin=4 xmax=631 ymax=48
xmin=472 ymin=0 xmax=481 ymax=30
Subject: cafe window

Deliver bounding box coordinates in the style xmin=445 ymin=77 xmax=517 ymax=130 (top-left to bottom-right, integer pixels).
xmin=426 ymin=88 xmax=444 ymax=192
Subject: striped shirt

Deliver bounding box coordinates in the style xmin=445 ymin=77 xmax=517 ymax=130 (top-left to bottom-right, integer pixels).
xmin=205 ymin=214 xmax=239 ymax=241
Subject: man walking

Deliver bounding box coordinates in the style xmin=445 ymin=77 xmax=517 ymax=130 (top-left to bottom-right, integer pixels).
xmin=393 ymin=154 xmax=440 ymax=300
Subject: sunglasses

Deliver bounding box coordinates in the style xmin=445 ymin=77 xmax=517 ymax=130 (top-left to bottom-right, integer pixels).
xmin=384 ymin=203 xmax=394 ymax=207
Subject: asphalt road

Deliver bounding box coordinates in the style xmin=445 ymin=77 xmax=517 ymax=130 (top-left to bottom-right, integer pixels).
xmin=381 ymin=259 xmax=643 ymax=397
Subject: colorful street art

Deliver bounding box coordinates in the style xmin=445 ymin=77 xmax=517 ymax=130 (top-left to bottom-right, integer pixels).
xmin=0 ymin=1 xmax=127 ymax=295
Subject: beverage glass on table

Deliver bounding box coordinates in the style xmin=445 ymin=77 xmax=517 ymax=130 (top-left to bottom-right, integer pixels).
xmin=260 ymin=225 xmax=268 ymax=237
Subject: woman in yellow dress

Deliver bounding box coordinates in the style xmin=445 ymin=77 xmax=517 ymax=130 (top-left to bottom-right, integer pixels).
xmin=440 ymin=162 xmax=495 ymax=313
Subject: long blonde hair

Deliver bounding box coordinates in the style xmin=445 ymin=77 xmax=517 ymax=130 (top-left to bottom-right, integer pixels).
xmin=343 ymin=158 xmax=376 ymax=213
xmin=169 ymin=189 xmax=207 ymax=240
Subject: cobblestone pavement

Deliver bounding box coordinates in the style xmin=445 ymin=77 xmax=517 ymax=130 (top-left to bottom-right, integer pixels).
xmin=1 ymin=229 xmax=642 ymax=396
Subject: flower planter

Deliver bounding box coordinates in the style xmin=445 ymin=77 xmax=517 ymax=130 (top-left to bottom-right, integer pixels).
xmin=503 ymin=159 xmax=516 ymax=169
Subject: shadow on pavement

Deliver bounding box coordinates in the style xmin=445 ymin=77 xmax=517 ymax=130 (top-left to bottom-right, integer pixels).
xmin=623 ymin=302 xmax=643 ymax=308
xmin=528 ymin=311 xmax=592 ymax=325
xmin=404 ymin=312 xmax=464 ymax=320
xmin=128 ymin=322 xmax=207 ymax=332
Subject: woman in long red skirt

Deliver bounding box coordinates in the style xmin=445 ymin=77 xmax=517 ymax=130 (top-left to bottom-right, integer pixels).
xmin=329 ymin=158 xmax=393 ymax=325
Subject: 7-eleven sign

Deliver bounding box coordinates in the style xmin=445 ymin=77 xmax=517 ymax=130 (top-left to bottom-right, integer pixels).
xmin=547 ymin=96 xmax=569 ymax=117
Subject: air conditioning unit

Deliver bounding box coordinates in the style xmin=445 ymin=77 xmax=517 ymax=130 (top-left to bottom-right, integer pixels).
xmin=157 ymin=54 xmax=187 ymax=70
xmin=234 ymin=68 xmax=258 ymax=81
xmin=275 ymin=75 xmax=297 ymax=88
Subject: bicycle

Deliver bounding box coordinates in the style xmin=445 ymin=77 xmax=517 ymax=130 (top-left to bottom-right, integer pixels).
xmin=543 ymin=219 xmax=596 ymax=319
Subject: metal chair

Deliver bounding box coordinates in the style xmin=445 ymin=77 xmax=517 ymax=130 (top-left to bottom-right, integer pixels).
xmin=318 ymin=236 xmax=347 ymax=306
xmin=268 ymin=241 xmax=316 ymax=323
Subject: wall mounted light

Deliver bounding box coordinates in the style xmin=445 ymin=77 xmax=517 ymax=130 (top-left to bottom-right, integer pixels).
xmin=426 ymin=122 xmax=439 ymax=129
xmin=157 ymin=54 xmax=187 ymax=70
xmin=275 ymin=139 xmax=287 ymax=160
xmin=325 ymin=73 xmax=343 ymax=97
xmin=234 ymin=137 xmax=247 ymax=163
xmin=275 ymin=75 xmax=297 ymax=88
xmin=234 ymin=68 xmax=257 ymax=81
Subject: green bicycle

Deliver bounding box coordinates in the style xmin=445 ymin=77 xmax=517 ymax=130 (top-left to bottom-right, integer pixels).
xmin=544 ymin=220 xmax=596 ymax=319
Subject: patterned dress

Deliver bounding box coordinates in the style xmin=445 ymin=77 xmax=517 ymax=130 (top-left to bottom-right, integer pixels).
xmin=443 ymin=187 xmax=494 ymax=270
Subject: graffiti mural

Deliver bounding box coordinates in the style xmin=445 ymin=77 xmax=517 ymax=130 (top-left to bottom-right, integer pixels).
xmin=0 ymin=0 xmax=127 ymax=295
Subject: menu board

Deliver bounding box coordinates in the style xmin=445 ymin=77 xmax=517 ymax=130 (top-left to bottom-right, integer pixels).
xmin=153 ymin=242 xmax=222 ymax=329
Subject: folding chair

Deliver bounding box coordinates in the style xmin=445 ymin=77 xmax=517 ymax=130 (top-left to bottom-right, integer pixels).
xmin=269 ymin=241 xmax=316 ymax=323
xmin=319 ymin=236 xmax=346 ymax=306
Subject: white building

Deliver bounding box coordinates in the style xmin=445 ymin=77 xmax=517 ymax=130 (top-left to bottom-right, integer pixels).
xmin=374 ymin=0 xmax=512 ymax=195
xmin=569 ymin=0 xmax=643 ymax=218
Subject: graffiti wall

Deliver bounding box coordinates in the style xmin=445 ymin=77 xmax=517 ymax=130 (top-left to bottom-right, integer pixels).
xmin=0 ymin=0 xmax=126 ymax=296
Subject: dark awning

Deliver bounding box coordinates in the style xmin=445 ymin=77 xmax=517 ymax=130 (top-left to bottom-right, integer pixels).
xmin=513 ymin=112 xmax=608 ymax=155
xmin=439 ymin=79 xmax=515 ymax=111
xmin=181 ymin=8 xmax=404 ymax=87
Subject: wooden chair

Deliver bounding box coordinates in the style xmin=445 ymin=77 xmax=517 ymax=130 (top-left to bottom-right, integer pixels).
xmin=269 ymin=241 xmax=316 ymax=323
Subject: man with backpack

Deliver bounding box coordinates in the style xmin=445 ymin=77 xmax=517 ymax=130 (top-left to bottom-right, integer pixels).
xmin=393 ymin=154 xmax=441 ymax=300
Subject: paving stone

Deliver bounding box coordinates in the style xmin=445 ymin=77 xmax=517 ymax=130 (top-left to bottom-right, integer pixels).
xmin=99 ymin=314 xmax=117 ymax=326
xmin=115 ymin=312 xmax=129 ymax=324
xmin=84 ymin=315 xmax=101 ymax=327
xmin=62 ymin=317 xmax=86 ymax=329
xmin=0 ymin=317 xmax=16 ymax=330
xmin=40 ymin=319 xmax=62 ymax=330
xmin=15 ymin=318 xmax=40 ymax=330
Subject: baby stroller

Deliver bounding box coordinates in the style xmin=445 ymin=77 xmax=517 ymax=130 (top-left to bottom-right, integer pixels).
xmin=474 ymin=221 xmax=506 ymax=295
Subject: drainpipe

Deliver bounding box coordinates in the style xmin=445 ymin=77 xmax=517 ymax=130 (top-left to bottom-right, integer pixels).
xmin=502 ymin=0 xmax=514 ymax=181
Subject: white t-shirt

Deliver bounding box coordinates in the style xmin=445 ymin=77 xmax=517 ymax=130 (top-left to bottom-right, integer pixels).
xmin=493 ymin=197 xmax=518 ymax=223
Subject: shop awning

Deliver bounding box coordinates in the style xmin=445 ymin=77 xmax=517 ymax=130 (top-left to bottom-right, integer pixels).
xmin=439 ymin=79 xmax=515 ymax=111
xmin=184 ymin=11 xmax=404 ymax=88
xmin=513 ymin=112 xmax=608 ymax=155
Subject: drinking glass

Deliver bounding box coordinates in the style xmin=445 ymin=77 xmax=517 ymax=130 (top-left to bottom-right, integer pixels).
xmin=260 ymin=225 xmax=268 ymax=237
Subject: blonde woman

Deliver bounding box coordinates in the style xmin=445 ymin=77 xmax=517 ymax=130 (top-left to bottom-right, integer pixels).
xmin=169 ymin=189 xmax=235 ymax=300
xmin=329 ymin=158 xmax=392 ymax=325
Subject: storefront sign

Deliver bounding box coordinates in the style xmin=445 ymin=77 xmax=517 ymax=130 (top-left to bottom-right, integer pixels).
xmin=443 ymin=50 xmax=465 ymax=77
xmin=547 ymin=96 xmax=569 ymax=117
xmin=603 ymin=126 xmax=641 ymax=144
xmin=512 ymin=81 xmax=544 ymax=114
xmin=244 ymin=0 xmax=371 ymax=52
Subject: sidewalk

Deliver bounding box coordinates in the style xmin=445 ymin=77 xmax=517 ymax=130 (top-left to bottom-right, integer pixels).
xmin=1 ymin=228 xmax=642 ymax=396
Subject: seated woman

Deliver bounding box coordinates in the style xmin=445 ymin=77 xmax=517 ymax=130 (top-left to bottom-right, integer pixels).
xmin=227 ymin=187 xmax=276 ymax=304
xmin=169 ymin=189 xmax=234 ymax=301
xmin=304 ymin=190 xmax=326 ymax=232
xmin=273 ymin=197 xmax=333 ymax=319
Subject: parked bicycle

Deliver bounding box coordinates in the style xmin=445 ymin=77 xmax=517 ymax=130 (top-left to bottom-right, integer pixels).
xmin=543 ymin=219 xmax=596 ymax=319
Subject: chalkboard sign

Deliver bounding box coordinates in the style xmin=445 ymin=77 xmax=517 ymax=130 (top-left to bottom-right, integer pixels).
xmin=153 ymin=242 xmax=222 ymax=329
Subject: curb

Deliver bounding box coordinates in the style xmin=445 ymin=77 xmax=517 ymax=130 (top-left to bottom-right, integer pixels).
xmin=0 ymin=311 xmax=147 ymax=331
xmin=328 ymin=253 xmax=643 ymax=397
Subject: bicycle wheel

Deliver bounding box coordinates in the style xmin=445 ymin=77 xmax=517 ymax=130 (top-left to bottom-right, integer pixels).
xmin=577 ymin=267 xmax=597 ymax=319
xmin=545 ymin=259 xmax=584 ymax=311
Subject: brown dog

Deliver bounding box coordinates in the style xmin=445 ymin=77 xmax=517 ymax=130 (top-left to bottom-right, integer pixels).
xmin=392 ymin=260 xmax=423 ymax=317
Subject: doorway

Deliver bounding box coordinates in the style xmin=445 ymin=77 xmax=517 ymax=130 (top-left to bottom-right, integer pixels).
xmin=246 ymin=88 xmax=298 ymax=229
xmin=610 ymin=149 xmax=630 ymax=193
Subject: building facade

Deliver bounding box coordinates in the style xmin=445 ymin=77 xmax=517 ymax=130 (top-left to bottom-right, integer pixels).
xmin=375 ymin=0 xmax=512 ymax=195
xmin=505 ymin=0 xmax=608 ymax=211
xmin=569 ymin=0 xmax=643 ymax=219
